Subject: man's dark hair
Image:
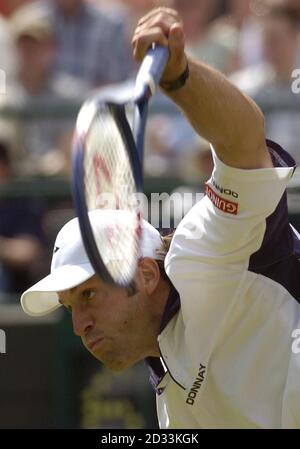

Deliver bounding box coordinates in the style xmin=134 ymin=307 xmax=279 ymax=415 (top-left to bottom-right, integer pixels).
xmin=126 ymin=282 xmax=138 ymax=297
xmin=126 ymin=230 xmax=175 ymax=297
xmin=157 ymin=231 xmax=175 ymax=287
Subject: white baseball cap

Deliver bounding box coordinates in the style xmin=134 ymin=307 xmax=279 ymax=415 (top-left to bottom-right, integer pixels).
xmin=21 ymin=210 xmax=165 ymax=317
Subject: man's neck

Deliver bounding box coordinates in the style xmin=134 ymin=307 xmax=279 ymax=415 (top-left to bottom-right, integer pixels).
xmin=148 ymin=280 xmax=172 ymax=358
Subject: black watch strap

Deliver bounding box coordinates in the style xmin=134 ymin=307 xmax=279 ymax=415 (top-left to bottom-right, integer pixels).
xmin=159 ymin=64 xmax=189 ymax=92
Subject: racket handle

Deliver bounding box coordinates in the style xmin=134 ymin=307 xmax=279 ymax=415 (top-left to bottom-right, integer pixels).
xmin=134 ymin=45 xmax=169 ymax=99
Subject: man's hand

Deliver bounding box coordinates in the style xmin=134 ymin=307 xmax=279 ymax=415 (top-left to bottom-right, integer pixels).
xmin=132 ymin=7 xmax=187 ymax=83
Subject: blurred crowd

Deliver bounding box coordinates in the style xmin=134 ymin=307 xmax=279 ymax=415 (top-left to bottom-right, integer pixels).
xmin=1 ymin=0 xmax=300 ymax=296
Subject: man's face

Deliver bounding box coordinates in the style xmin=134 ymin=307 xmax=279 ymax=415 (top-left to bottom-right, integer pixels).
xmin=58 ymin=273 xmax=161 ymax=372
xmin=17 ymin=35 xmax=56 ymax=73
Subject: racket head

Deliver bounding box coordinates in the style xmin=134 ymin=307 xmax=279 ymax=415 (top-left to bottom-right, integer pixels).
xmin=72 ymin=97 xmax=143 ymax=287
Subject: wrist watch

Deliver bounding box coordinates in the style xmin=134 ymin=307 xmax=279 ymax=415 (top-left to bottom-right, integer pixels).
xmin=159 ymin=64 xmax=189 ymax=92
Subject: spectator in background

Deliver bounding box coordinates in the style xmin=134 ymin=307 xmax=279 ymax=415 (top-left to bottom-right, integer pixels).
xmin=231 ymin=4 xmax=300 ymax=163
xmin=49 ymin=0 xmax=134 ymax=89
xmin=279 ymin=0 xmax=300 ymax=19
xmin=0 ymin=1 xmax=35 ymax=16
xmin=145 ymin=111 xmax=213 ymax=182
xmin=173 ymin=0 xmax=236 ymax=74
xmin=0 ymin=16 xmax=17 ymax=85
xmin=95 ymin=0 xmax=173 ymax=73
xmin=0 ymin=141 xmax=48 ymax=297
xmin=221 ymin=0 xmax=264 ymax=71
xmin=0 ymin=1 xmax=35 ymax=85
xmin=0 ymin=2 xmax=81 ymax=176
xmin=115 ymin=1 xmax=172 ymax=32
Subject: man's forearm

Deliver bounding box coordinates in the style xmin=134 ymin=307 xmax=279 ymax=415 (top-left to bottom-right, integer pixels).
xmin=162 ymin=58 xmax=270 ymax=169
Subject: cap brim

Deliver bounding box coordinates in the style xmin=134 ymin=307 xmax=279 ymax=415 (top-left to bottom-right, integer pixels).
xmin=21 ymin=263 xmax=95 ymax=317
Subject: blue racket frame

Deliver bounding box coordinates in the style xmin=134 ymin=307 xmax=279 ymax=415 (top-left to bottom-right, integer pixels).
xmin=72 ymin=45 xmax=169 ymax=286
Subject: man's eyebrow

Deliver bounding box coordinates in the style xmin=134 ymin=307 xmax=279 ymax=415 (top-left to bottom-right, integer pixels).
xmin=58 ymin=285 xmax=78 ymax=305
xmin=59 ymin=286 xmax=78 ymax=297
xmin=58 ymin=280 xmax=98 ymax=304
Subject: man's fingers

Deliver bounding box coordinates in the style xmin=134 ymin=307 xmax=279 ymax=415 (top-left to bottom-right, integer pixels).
xmin=132 ymin=7 xmax=187 ymax=80
xmin=132 ymin=27 xmax=169 ymax=61
xmin=136 ymin=8 xmax=182 ymax=42
xmin=135 ymin=17 xmax=175 ymax=38
xmin=168 ymin=23 xmax=185 ymax=59
xmin=137 ymin=7 xmax=179 ymax=28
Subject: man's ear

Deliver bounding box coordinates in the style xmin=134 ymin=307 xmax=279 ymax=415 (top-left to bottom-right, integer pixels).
xmin=138 ymin=258 xmax=160 ymax=295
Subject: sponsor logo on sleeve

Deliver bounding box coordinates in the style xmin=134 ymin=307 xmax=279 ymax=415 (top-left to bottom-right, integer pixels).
xmin=205 ymin=184 xmax=238 ymax=215
xmin=211 ymin=177 xmax=239 ymax=198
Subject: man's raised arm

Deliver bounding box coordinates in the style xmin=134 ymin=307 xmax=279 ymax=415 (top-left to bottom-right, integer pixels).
xmin=132 ymin=7 xmax=273 ymax=169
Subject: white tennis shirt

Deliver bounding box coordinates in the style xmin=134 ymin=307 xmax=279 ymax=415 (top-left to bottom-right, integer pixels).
xmin=146 ymin=140 xmax=300 ymax=428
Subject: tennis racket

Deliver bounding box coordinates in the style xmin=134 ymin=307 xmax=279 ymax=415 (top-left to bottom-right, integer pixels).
xmin=72 ymin=45 xmax=169 ymax=287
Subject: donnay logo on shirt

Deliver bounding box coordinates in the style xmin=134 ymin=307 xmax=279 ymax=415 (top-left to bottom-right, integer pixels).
xmin=186 ymin=363 xmax=206 ymax=405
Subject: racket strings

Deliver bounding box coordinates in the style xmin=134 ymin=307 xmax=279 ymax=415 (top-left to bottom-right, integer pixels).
xmin=83 ymin=105 xmax=140 ymax=284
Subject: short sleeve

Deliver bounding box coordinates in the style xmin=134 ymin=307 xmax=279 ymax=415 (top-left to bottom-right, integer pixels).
xmin=166 ymin=140 xmax=296 ymax=270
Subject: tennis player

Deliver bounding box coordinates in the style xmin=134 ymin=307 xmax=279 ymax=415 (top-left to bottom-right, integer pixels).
xmin=21 ymin=7 xmax=300 ymax=428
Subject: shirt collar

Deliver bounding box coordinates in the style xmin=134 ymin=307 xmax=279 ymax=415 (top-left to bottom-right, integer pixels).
xmin=145 ymin=284 xmax=181 ymax=394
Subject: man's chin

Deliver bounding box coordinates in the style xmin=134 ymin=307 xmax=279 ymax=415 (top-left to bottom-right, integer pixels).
xmin=92 ymin=352 xmax=132 ymax=372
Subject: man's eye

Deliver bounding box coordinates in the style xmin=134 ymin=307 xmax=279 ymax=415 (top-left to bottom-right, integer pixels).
xmin=82 ymin=289 xmax=96 ymax=301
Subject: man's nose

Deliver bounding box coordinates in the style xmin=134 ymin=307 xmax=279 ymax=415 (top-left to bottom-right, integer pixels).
xmin=71 ymin=304 xmax=93 ymax=337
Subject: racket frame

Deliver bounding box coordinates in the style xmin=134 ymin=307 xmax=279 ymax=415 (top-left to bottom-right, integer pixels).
xmin=72 ymin=99 xmax=143 ymax=286
xmin=72 ymin=45 xmax=169 ymax=287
